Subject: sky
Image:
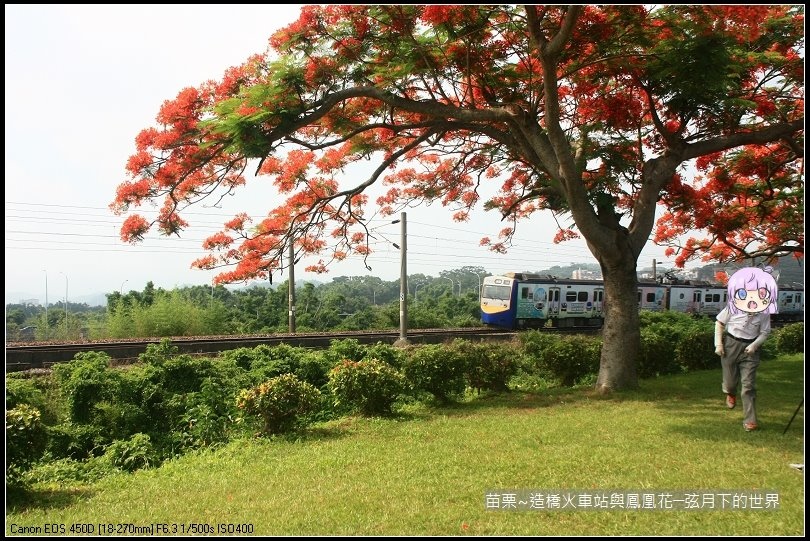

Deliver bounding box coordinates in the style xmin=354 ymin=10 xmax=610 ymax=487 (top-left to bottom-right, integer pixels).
xmin=5 ymin=4 xmax=680 ymax=306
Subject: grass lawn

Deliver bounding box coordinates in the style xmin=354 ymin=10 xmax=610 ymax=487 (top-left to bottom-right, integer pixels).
xmin=6 ymin=354 xmax=804 ymax=536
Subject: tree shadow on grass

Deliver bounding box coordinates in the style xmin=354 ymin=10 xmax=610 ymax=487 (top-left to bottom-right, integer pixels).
xmin=620 ymin=357 xmax=804 ymax=450
xmin=5 ymin=484 xmax=96 ymax=513
xmin=397 ymin=356 xmax=804 ymax=452
xmin=399 ymin=386 xmax=596 ymax=420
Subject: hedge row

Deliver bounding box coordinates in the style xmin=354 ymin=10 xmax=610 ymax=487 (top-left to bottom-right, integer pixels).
xmin=7 ymin=320 xmax=802 ymax=488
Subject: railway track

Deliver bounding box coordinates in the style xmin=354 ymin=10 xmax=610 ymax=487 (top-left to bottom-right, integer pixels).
xmin=5 ymin=327 xmax=520 ymax=373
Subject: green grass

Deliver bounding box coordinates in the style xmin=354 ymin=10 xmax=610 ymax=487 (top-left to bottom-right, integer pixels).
xmin=6 ymin=354 xmax=804 ymax=535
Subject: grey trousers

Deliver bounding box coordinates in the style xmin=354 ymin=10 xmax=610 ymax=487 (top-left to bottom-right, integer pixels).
xmin=721 ymin=334 xmax=760 ymax=426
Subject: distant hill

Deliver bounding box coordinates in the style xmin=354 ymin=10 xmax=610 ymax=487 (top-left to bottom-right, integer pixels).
xmin=694 ymin=256 xmax=804 ymax=286
xmin=5 ymin=290 xmax=109 ymax=308
xmin=535 ymin=257 xmax=804 ymax=286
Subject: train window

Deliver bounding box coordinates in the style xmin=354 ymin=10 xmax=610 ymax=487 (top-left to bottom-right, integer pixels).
xmin=483 ymin=284 xmax=512 ymax=301
xmin=595 ymin=291 xmax=603 ymax=302
xmin=550 ymin=290 xmax=559 ymax=302
xmin=578 ymin=291 xmax=588 ymax=302
xmin=521 ymin=287 xmax=529 ymax=299
xmin=724 ymin=293 xmax=727 ymax=302
xmin=679 ymin=293 xmax=685 ymax=299
xmin=646 ymin=292 xmax=656 ymax=302
xmin=785 ymin=295 xmax=793 ymax=303
xmin=566 ymin=291 xmax=578 ymax=301
xmin=694 ymin=291 xmax=702 ymax=302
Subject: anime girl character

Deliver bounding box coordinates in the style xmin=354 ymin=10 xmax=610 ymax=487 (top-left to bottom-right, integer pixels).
xmin=714 ymin=267 xmax=778 ymax=431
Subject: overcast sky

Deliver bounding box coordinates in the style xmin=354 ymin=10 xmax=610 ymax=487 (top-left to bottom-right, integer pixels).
xmin=5 ymin=4 xmax=677 ymax=305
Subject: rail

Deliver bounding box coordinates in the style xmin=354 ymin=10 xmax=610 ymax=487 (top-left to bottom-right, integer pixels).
xmin=5 ymin=327 xmax=519 ymax=373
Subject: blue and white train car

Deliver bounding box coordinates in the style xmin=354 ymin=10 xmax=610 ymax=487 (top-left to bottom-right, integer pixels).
xmin=638 ymin=281 xmax=666 ymax=312
xmin=481 ymin=272 xmax=803 ymax=330
xmin=481 ymin=273 xmax=604 ymax=330
xmin=664 ymin=282 xmax=727 ymax=317
xmin=775 ymin=285 xmax=804 ymax=322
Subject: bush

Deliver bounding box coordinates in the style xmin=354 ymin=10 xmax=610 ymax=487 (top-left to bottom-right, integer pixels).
xmin=363 ymin=341 xmax=405 ymax=369
xmin=139 ymin=338 xmax=180 ymax=365
xmin=177 ymin=376 xmax=243 ymax=449
xmin=539 ymin=335 xmax=601 ymax=387
xmin=675 ymin=328 xmax=716 ymax=371
xmin=518 ymin=331 xmax=560 ymax=377
xmin=775 ymin=323 xmax=804 ymax=354
xmin=101 ymin=433 xmax=158 ymax=472
xmin=638 ymin=328 xmax=681 ymax=378
xmin=5 ymin=376 xmax=60 ymax=424
xmin=327 ymin=358 xmax=405 ymax=415
xmin=294 ymin=351 xmax=333 ymax=389
xmin=52 ymin=352 xmax=116 ymax=424
xmin=6 ymin=404 xmax=48 ymax=486
xmin=46 ymin=423 xmax=106 ymax=460
xmin=220 ymin=347 xmax=256 ymax=371
xmin=401 ymin=344 xmax=466 ymax=402
xmin=449 ymin=340 xmax=519 ymax=393
xmin=236 ymin=374 xmax=322 ymax=434
xmin=27 ymin=456 xmax=115 ymax=486
xmin=324 ymin=338 xmax=367 ymax=364
xmin=160 ymin=355 xmax=216 ymax=394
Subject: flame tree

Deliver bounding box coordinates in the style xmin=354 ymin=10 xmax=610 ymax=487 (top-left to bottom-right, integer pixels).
xmin=112 ymin=5 xmax=804 ymax=392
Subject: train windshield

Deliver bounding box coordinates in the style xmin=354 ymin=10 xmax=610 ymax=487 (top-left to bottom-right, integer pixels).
xmin=483 ymin=284 xmax=512 ymax=301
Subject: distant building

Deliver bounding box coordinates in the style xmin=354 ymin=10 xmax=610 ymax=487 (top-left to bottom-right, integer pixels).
xmin=572 ymin=268 xmax=602 ymax=280
xmin=19 ymin=298 xmax=41 ymax=307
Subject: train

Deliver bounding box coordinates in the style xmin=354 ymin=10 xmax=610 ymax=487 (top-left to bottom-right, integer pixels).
xmin=480 ymin=272 xmax=804 ymax=330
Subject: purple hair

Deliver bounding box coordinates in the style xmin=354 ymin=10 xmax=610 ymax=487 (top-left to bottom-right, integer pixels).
xmin=726 ymin=267 xmax=778 ymax=315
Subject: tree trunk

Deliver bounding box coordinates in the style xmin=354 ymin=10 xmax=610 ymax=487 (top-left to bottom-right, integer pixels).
xmin=594 ymin=248 xmax=640 ymax=393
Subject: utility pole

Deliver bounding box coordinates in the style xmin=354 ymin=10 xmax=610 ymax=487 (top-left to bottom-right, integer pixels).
xmin=652 ymin=259 xmax=657 ymax=280
xmin=288 ymin=242 xmax=296 ymax=333
xmin=394 ymin=212 xmax=408 ymax=345
xmin=42 ymin=270 xmax=48 ymax=338
xmin=59 ymin=272 xmax=68 ymax=338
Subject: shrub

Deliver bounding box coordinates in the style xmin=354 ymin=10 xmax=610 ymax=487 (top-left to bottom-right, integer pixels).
xmin=327 ymin=359 xmax=405 ymax=415
xmin=236 ymin=374 xmax=322 ymax=434
xmin=401 ymin=344 xmax=466 ymax=402
xmin=518 ymin=330 xmax=560 ymax=375
xmin=449 ymin=340 xmax=519 ymax=393
xmin=638 ymin=328 xmax=681 ymax=378
xmin=46 ymin=423 xmax=105 ymax=460
xmin=27 ymin=456 xmax=115 ymax=486
xmin=324 ymin=338 xmax=367 ymax=364
xmin=101 ymin=433 xmax=158 ymax=472
xmin=539 ymin=335 xmax=601 ymax=387
xmin=249 ymin=359 xmax=297 ymax=384
xmin=161 ymin=355 xmax=216 ymax=394
xmin=5 ymin=376 xmax=60 ymax=424
xmin=139 ymin=338 xmax=180 ymax=365
xmin=294 ymin=350 xmax=333 ymax=389
xmin=178 ymin=376 xmax=243 ymax=448
xmin=6 ymin=404 xmax=48 ymax=486
xmin=52 ymin=352 xmax=116 ymax=424
xmin=675 ymin=328 xmax=716 ymax=371
xmin=220 ymin=347 xmax=256 ymax=371
xmin=363 ymin=341 xmax=405 ymax=369
xmin=775 ymin=323 xmax=804 ymax=354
